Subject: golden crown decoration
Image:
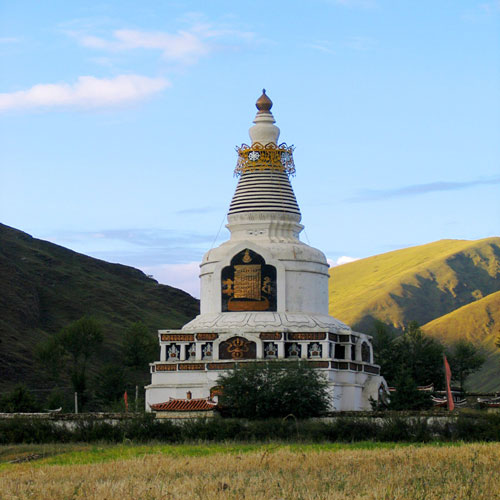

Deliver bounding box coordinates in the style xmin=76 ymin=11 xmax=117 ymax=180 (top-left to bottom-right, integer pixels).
xmin=234 ymin=142 xmax=295 ymax=177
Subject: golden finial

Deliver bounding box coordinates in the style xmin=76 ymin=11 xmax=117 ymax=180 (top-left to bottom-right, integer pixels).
xmin=256 ymin=89 xmax=272 ymax=113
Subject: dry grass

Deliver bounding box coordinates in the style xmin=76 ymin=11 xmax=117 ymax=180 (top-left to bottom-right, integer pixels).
xmin=1 ymin=443 xmax=499 ymax=499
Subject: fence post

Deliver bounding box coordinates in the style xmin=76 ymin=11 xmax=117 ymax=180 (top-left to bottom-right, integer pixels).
xmin=74 ymin=392 xmax=78 ymax=414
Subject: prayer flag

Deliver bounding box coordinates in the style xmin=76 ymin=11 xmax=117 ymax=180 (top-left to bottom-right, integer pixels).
xmin=444 ymin=355 xmax=454 ymax=411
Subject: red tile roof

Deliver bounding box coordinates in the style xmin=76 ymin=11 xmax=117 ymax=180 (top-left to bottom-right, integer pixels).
xmin=150 ymin=398 xmax=218 ymax=412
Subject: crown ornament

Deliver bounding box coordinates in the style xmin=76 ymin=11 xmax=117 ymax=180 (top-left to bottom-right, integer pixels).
xmin=234 ymin=142 xmax=295 ymax=177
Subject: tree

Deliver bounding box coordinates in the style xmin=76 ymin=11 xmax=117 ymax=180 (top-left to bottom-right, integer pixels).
xmin=217 ymin=361 xmax=329 ymax=419
xmin=447 ymin=340 xmax=485 ymax=392
xmin=371 ymin=320 xmax=400 ymax=386
xmin=371 ymin=320 xmax=444 ymax=388
xmin=121 ymin=322 xmax=157 ymax=395
xmin=0 ymin=384 xmax=40 ymax=413
xmin=371 ymin=320 xmax=449 ymax=409
xmin=397 ymin=321 xmax=444 ymax=389
xmin=37 ymin=316 xmax=104 ymax=407
xmin=57 ymin=316 xmax=104 ymax=398
xmin=35 ymin=335 xmax=65 ymax=381
xmin=122 ymin=322 xmax=157 ymax=371
xmin=94 ymin=363 xmax=126 ymax=409
xmin=387 ymin=371 xmax=433 ymax=411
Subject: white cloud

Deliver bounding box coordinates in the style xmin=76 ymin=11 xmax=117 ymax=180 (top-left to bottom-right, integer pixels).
xmin=0 ymin=74 xmax=169 ymax=112
xmin=68 ymin=21 xmax=257 ymax=66
xmin=79 ymin=29 xmax=209 ymax=64
xmin=0 ymin=37 xmax=21 ymax=44
xmin=480 ymin=0 xmax=500 ymax=13
xmin=327 ymin=256 xmax=360 ymax=267
xmin=306 ymin=41 xmax=335 ymax=54
xmin=344 ymin=36 xmax=377 ymax=51
xmin=330 ymin=0 xmax=376 ymax=7
xmin=142 ymin=262 xmax=200 ymax=298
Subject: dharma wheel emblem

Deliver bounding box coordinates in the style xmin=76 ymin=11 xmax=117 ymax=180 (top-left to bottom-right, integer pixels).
xmin=248 ymin=151 xmax=260 ymax=161
xmin=227 ymin=337 xmax=250 ymax=359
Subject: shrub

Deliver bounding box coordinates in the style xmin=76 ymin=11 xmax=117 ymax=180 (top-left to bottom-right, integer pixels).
xmin=0 ymin=385 xmax=40 ymax=413
xmin=1 ymin=412 xmax=499 ymax=444
xmin=218 ymin=361 xmax=329 ymax=419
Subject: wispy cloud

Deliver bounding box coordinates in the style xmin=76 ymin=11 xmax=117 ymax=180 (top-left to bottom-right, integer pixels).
xmin=51 ymin=228 xmax=213 ymax=248
xmin=347 ymin=177 xmax=500 ymax=202
xmin=175 ymin=206 xmax=221 ymax=215
xmin=307 ymin=36 xmax=376 ymax=54
xmin=328 ymin=256 xmax=360 ymax=267
xmin=141 ymin=262 xmax=200 ymax=298
xmin=67 ymin=22 xmax=257 ymax=66
xmin=0 ymin=37 xmax=21 ymax=44
xmin=327 ymin=0 xmax=376 ymax=8
xmin=480 ymin=0 xmax=500 ymax=13
xmin=344 ymin=36 xmax=377 ymax=51
xmin=77 ymin=29 xmax=209 ymax=64
xmin=44 ymin=228 xmax=214 ymax=272
xmin=306 ymin=41 xmax=335 ymax=54
xmin=0 ymin=74 xmax=169 ymax=112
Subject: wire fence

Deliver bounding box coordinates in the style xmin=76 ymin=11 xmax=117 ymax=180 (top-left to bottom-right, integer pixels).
xmin=0 ymin=384 xmax=147 ymax=413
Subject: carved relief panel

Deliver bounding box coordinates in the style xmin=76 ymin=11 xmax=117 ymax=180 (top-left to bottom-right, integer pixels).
xmin=264 ymin=342 xmax=278 ymax=359
xmin=202 ymin=342 xmax=214 ymax=360
xmin=308 ymin=343 xmax=322 ymax=358
xmin=219 ymin=336 xmax=257 ymax=360
xmin=221 ymin=249 xmax=276 ymax=312
xmin=285 ymin=342 xmax=301 ymax=358
xmin=186 ymin=343 xmax=196 ymax=360
xmin=167 ymin=344 xmax=180 ymax=361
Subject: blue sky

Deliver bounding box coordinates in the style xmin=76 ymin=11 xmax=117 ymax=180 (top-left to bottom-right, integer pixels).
xmin=1 ymin=0 xmax=499 ymax=297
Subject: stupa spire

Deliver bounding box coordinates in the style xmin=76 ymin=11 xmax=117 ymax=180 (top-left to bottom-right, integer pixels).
xmin=228 ymin=91 xmax=300 ymax=218
xmin=249 ymin=89 xmax=280 ymax=145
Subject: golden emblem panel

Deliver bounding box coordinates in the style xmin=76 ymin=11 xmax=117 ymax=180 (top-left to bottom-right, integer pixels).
xmin=221 ymin=248 xmax=277 ymax=312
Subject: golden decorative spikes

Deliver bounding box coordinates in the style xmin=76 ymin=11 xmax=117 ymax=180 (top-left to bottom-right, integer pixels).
xmin=234 ymin=142 xmax=296 ymax=177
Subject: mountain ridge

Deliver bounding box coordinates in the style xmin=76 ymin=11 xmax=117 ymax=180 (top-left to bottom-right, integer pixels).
xmin=329 ymin=236 xmax=500 ymax=391
xmin=1 ymin=224 xmax=498 ymax=393
xmin=0 ymin=223 xmax=200 ymax=392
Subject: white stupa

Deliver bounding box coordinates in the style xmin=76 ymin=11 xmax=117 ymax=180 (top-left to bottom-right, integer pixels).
xmin=145 ymin=91 xmax=385 ymax=412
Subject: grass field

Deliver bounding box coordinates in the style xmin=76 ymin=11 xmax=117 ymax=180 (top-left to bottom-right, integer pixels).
xmin=1 ymin=442 xmax=499 ymax=499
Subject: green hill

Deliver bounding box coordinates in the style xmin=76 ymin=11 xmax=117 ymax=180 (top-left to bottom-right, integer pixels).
xmin=0 ymin=223 xmax=199 ymax=393
xmin=329 ymin=237 xmax=500 ymax=330
xmin=422 ymin=291 xmax=500 ymax=392
xmin=329 ymin=237 xmax=500 ymax=391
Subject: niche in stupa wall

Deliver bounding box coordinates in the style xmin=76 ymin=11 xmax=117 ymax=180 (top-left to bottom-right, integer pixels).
xmin=221 ymin=248 xmax=277 ymax=312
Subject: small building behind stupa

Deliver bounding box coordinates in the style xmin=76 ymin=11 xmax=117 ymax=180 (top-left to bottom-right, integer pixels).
xmin=145 ymin=91 xmax=386 ymax=412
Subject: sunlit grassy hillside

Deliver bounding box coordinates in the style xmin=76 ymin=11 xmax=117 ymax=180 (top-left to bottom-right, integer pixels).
xmin=329 ymin=237 xmax=500 ymax=391
xmin=422 ymin=291 xmax=500 ymax=392
xmin=422 ymin=290 xmax=500 ymax=346
xmin=329 ymin=237 xmax=500 ymax=331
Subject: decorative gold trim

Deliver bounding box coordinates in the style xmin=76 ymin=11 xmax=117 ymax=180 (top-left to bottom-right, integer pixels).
xmin=196 ymin=333 xmax=218 ymax=341
xmin=207 ymin=362 xmax=236 ymax=370
xmin=156 ymin=364 xmax=177 ymax=371
xmin=235 ymin=142 xmax=295 ymax=177
xmin=178 ymin=363 xmax=206 ymax=371
xmin=260 ymin=332 xmax=282 ymax=340
xmin=288 ymin=332 xmax=326 ymax=341
xmin=161 ymin=333 xmax=194 ymax=342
